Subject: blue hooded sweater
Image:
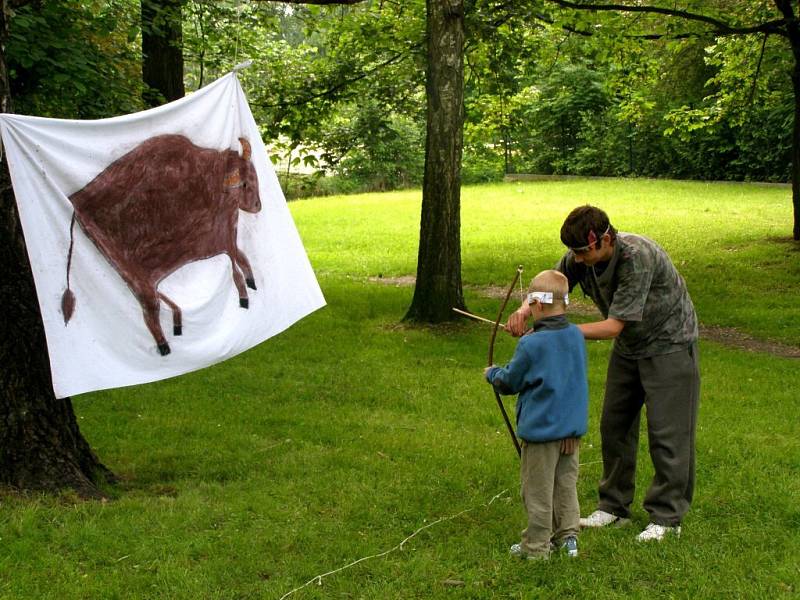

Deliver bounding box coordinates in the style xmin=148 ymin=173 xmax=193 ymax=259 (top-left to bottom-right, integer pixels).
xmin=485 ymin=314 xmax=588 ymax=443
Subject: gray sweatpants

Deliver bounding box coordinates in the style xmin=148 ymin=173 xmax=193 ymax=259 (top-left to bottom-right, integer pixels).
xmin=520 ymin=439 xmax=580 ymax=557
xmin=597 ymin=342 xmax=700 ymax=526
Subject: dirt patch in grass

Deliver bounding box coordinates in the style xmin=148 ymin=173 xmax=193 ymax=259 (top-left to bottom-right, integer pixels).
xmin=371 ymin=274 xmax=417 ymax=286
xmin=370 ymin=276 xmax=800 ymax=359
xmin=767 ymin=235 xmax=800 ymax=251
xmin=698 ymin=325 xmax=800 ymax=359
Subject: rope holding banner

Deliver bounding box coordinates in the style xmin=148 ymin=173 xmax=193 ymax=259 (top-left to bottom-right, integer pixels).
xmin=233 ymin=0 xmax=243 ymax=65
xmin=231 ymin=2 xmax=254 ymax=75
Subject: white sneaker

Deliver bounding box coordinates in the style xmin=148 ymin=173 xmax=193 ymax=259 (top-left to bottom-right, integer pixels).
xmin=636 ymin=522 xmax=681 ymax=542
xmin=579 ymin=510 xmax=631 ymax=528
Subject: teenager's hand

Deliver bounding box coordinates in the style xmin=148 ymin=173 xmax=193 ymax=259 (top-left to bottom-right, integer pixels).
xmin=505 ymin=305 xmax=531 ymax=337
xmin=560 ymin=437 xmax=579 ymax=455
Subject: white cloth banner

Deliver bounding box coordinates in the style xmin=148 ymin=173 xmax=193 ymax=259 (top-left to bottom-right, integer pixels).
xmin=0 ymin=73 xmax=325 ymax=399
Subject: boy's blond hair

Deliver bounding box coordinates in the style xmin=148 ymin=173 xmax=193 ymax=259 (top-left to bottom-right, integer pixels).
xmin=528 ymin=270 xmax=569 ymax=313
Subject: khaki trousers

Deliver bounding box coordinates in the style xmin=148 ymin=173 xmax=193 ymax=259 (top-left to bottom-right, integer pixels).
xmin=520 ymin=439 xmax=580 ymax=557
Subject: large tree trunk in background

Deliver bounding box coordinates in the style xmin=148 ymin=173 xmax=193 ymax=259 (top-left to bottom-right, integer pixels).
xmin=775 ymin=0 xmax=800 ymax=240
xmin=404 ymin=0 xmax=466 ymax=322
xmin=0 ymin=0 xmax=113 ymax=497
xmin=789 ymin=33 xmax=800 ymax=240
xmin=791 ymin=63 xmax=800 ymax=240
xmin=141 ymin=0 xmax=185 ymax=107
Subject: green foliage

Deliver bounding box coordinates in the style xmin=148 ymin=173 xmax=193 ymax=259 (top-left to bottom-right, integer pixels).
xmin=661 ymin=34 xmax=794 ymax=181
xmin=463 ymin=8 xmax=546 ymax=179
xmin=461 ymin=149 xmax=505 ymax=183
xmin=200 ymin=0 xmax=792 ymax=188
xmin=461 ymin=3 xmax=793 ymax=184
xmin=517 ymin=62 xmax=610 ymax=175
xmin=182 ymin=0 xmax=427 ymax=192
xmin=1 ymin=181 xmax=798 ymax=598
xmin=7 ymin=0 xmax=144 ymax=118
xmin=9 ymin=0 xmax=794 ymax=191
xmin=275 ymin=173 xmax=369 ymax=200
xmin=317 ymin=100 xmax=425 ymax=191
xmin=183 ymin=1 xmax=279 ymax=90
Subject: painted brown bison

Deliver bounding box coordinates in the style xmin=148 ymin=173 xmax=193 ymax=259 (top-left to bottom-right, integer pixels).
xmin=61 ymin=134 xmax=262 ymax=356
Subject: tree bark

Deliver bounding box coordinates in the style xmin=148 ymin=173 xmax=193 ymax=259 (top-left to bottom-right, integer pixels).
xmin=0 ymin=0 xmax=113 ymax=497
xmin=791 ymin=61 xmax=800 ymax=240
xmin=772 ymin=1 xmax=800 ymax=239
xmin=141 ymin=0 xmax=185 ymax=107
xmin=404 ymin=0 xmax=466 ymax=322
xmin=776 ymin=0 xmax=800 ymax=240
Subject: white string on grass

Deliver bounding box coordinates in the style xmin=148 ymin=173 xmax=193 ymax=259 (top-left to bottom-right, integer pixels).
xmin=257 ymin=438 xmax=292 ymax=452
xmin=277 ymin=488 xmax=510 ymax=600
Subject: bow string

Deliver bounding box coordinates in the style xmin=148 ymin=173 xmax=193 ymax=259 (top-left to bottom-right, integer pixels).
xmin=488 ymin=265 xmax=523 ymax=457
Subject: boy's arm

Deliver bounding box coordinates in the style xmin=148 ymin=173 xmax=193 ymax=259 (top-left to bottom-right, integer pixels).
xmin=507 ymin=252 xmax=582 ymax=337
xmin=578 ymin=317 xmax=625 ymax=340
xmin=483 ymin=366 xmax=514 ymax=395
xmin=484 ymin=340 xmax=534 ymax=395
xmin=505 ymin=303 xmax=532 ymax=337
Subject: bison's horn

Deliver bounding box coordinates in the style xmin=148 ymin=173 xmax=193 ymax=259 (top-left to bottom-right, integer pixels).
xmin=224 ymin=170 xmax=242 ymax=188
xmin=239 ymin=137 xmax=251 ymax=161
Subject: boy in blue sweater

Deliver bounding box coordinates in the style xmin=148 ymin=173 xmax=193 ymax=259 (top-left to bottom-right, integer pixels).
xmin=485 ymin=270 xmax=589 ymax=560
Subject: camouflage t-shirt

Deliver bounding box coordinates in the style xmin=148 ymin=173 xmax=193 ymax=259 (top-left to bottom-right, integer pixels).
xmin=556 ymin=233 xmax=698 ymax=359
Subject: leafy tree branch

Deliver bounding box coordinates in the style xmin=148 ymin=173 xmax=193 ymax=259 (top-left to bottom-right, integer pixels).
xmin=544 ymin=0 xmax=786 ymax=36
xmin=255 ymin=50 xmax=409 ymax=108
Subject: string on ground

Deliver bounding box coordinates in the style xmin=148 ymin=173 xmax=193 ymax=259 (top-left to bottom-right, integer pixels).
xmin=277 ymin=488 xmax=511 ymax=600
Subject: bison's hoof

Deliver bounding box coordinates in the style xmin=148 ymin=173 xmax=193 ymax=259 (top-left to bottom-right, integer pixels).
xmin=158 ymin=343 xmax=171 ymax=356
xmin=246 ymin=277 xmax=257 ymax=290
xmin=174 ymin=325 xmax=182 ymax=336
xmin=240 ymin=298 xmax=249 ymax=309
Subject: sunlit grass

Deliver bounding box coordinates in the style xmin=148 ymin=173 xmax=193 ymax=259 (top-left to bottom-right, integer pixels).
xmin=1 ymin=180 xmax=798 ymax=599
xmin=293 ymin=178 xmax=798 ymax=343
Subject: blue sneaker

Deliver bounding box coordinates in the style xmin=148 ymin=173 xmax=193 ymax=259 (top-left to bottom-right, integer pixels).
xmin=561 ymin=536 xmax=578 ymax=557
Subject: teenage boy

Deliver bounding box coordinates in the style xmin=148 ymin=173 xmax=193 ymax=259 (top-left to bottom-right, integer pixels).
xmin=506 ymin=205 xmax=700 ymax=542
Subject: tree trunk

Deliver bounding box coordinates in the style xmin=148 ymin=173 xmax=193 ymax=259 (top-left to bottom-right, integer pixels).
xmin=404 ymin=0 xmax=465 ymax=322
xmin=141 ymin=0 xmax=185 ymax=107
xmin=771 ymin=1 xmax=800 ymax=239
xmin=0 ymin=0 xmax=113 ymax=498
xmin=777 ymin=1 xmax=800 ymax=239
xmin=791 ymin=62 xmax=800 ymax=240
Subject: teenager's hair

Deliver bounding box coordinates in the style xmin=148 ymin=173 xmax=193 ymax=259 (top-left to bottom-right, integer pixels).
xmin=560 ymin=205 xmax=617 ymax=249
xmin=528 ymin=270 xmax=569 ymax=306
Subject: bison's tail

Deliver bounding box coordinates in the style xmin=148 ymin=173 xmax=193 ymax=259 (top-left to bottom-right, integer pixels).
xmin=61 ymin=214 xmax=77 ymax=324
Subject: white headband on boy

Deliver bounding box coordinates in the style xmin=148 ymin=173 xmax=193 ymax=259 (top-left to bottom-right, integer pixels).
xmin=527 ymin=291 xmax=569 ymax=306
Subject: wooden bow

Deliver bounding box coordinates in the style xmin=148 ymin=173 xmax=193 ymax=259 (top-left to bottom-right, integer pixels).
xmin=488 ymin=266 xmax=523 ymax=457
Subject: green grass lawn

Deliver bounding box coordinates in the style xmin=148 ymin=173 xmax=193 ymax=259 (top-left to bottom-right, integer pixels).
xmin=1 ymin=179 xmax=798 ymax=599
